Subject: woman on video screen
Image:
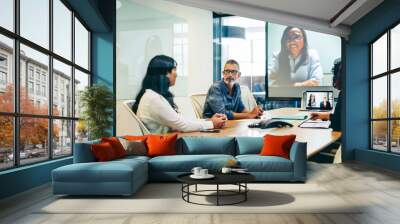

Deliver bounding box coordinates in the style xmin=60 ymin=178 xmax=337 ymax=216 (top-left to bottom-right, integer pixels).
xmin=268 ymin=27 xmax=323 ymax=87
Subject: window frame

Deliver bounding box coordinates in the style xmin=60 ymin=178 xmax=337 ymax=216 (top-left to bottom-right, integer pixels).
xmin=369 ymin=20 xmax=400 ymax=154
xmin=0 ymin=0 xmax=92 ymax=171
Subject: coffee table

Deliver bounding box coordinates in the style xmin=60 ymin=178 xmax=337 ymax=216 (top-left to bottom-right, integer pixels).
xmin=177 ymin=173 xmax=255 ymax=206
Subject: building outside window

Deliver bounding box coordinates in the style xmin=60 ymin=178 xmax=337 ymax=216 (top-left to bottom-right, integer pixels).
xmin=0 ymin=0 xmax=91 ymax=170
xmin=370 ymin=23 xmax=400 ymax=154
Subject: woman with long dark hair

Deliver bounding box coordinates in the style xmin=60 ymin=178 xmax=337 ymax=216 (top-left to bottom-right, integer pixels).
xmin=268 ymin=26 xmax=323 ymax=86
xmin=307 ymin=94 xmax=316 ymax=107
xmin=133 ymin=55 xmax=226 ymax=133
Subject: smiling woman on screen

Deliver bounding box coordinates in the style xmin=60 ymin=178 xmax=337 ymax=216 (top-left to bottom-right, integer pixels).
xmin=268 ymin=27 xmax=323 ymax=87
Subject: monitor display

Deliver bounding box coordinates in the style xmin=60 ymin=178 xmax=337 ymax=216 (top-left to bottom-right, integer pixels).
xmin=267 ymin=23 xmax=341 ymax=98
xmin=304 ymin=91 xmax=334 ymax=110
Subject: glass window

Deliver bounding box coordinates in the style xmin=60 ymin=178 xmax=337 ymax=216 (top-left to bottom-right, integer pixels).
xmin=0 ymin=0 xmax=14 ymax=31
xmin=391 ymin=72 xmax=400 ymax=118
xmin=20 ymin=0 xmax=49 ymax=49
xmin=0 ymin=35 xmax=13 ymax=113
xmin=28 ymin=81 xmax=34 ymax=94
xmin=74 ymin=69 xmax=89 ymax=118
xmin=372 ymin=121 xmax=388 ymax=151
xmin=74 ymin=18 xmax=89 ymax=70
xmin=53 ymin=119 xmax=72 ymax=158
xmin=19 ymin=117 xmax=49 ymax=165
xmin=220 ymin=16 xmax=266 ymax=93
xmin=0 ymin=116 xmax=14 ymax=170
xmin=391 ymin=24 xmax=400 ymax=70
xmin=372 ymin=33 xmax=387 ymax=76
xmin=20 ymin=44 xmax=49 ymax=115
xmin=75 ymin=120 xmax=88 ymax=143
xmin=391 ymin=120 xmax=400 ymax=153
xmin=372 ymin=76 xmax=387 ymax=119
xmin=53 ymin=0 xmax=72 ymax=60
xmin=53 ymin=59 xmax=72 ymax=117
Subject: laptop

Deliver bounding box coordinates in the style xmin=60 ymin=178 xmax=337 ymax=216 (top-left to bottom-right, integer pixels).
xmin=300 ymin=90 xmax=334 ymax=112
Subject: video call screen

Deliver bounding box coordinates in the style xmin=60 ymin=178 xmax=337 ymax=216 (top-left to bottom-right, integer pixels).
xmin=267 ymin=23 xmax=341 ymax=98
xmin=304 ymin=91 xmax=334 ymax=110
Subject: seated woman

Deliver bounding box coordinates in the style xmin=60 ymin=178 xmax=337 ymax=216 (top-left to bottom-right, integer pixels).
xmin=268 ymin=26 xmax=323 ymax=87
xmin=132 ymin=55 xmax=226 ymax=134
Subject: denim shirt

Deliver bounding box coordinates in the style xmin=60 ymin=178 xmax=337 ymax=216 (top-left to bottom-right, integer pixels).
xmin=203 ymin=81 xmax=245 ymax=120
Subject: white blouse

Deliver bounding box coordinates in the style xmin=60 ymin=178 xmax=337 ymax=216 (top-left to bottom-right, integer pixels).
xmin=136 ymin=89 xmax=214 ymax=134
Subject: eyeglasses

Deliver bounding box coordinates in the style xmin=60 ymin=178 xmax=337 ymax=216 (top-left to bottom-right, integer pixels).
xmin=223 ymin=69 xmax=239 ymax=75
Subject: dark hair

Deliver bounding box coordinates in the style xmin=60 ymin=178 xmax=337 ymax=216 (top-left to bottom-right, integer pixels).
xmin=332 ymin=58 xmax=343 ymax=90
xmin=132 ymin=55 xmax=177 ymax=113
xmin=276 ymin=27 xmax=309 ymax=84
xmin=308 ymin=93 xmax=315 ymax=107
xmin=224 ymin=59 xmax=240 ymax=70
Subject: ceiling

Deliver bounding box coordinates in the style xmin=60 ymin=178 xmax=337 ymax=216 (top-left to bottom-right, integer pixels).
xmin=165 ymin=0 xmax=384 ymax=37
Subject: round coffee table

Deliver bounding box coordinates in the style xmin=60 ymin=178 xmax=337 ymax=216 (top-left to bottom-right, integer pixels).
xmin=177 ymin=173 xmax=255 ymax=206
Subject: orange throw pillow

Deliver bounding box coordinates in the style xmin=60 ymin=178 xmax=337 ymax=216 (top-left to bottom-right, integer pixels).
xmin=259 ymin=134 xmax=296 ymax=159
xmin=91 ymin=142 xmax=117 ymax=162
xmin=124 ymin=135 xmax=148 ymax=141
xmin=101 ymin=137 xmax=126 ymax=158
xmin=146 ymin=134 xmax=178 ymax=157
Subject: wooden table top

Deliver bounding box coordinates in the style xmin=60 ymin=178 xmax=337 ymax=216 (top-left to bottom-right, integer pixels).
xmin=177 ymin=108 xmax=342 ymax=158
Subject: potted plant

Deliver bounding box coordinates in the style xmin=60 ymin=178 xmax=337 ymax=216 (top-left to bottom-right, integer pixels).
xmin=79 ymin=84 xmax=114 ymax=140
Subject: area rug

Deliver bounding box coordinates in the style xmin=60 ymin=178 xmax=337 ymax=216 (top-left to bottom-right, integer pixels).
xmin=37 ymin=183 xmax=361 ymax=214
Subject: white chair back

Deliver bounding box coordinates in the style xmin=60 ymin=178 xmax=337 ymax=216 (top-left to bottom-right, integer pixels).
xmin=240 ymin=85 xmax=257 ymax=111
xmin=116 ymin=100 xmax=150 ymax=136
xmin=189 ymin=93 xmax=207 ymax=119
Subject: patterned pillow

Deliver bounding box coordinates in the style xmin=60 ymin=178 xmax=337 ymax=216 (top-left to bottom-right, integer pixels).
xmin=119 ymin=138 xmax=147 ymax=156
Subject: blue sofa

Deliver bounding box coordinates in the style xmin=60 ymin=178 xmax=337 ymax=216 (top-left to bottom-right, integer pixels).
xmin=52 ymin=137 xmax=307 ymax=196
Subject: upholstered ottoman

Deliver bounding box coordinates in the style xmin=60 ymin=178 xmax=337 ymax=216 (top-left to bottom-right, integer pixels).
xmin=52 ymin=156 xmax=148 ymax=196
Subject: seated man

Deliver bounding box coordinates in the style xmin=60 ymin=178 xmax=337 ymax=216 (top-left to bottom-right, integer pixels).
xmin=203 ymin=59 xmax=263 ymax=120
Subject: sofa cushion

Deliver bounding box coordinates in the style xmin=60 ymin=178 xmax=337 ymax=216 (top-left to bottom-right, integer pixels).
xmin=147 ymin=134 xmax=178 ymax=157
xmin=235 ymin=137 xmax=263 ymax=155
xmin=177 ymin=137 xmax=236 ymax=155
xmin=260 ymin=134 xmax=296 ymax=159
xmin=53 ymin=158 xmax=147 ymax=183
xmin=149 ymin=154 xmax=235 ymax=172
xmin=101 ymin=137 xmax=127 ymax=158
xmin=236 ymin=155 xmax=293 ymax=172
xmin=91 ymin=142 xmax=118 ymax=161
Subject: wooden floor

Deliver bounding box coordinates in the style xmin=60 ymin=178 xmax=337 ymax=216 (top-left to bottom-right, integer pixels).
xmin=1 ymin=162 xmax=400 ymax=224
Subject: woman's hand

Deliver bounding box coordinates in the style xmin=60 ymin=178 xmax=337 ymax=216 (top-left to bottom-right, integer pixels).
xmin=210 ymin=113 xmax=227 ymax=129
xmin=310 ymin=112 xmax=330 ymax=121
xmin=294 ymin=80 xmax=319 ymax=87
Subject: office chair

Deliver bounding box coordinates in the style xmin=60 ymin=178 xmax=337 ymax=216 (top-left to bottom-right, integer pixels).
xmin=116 ymin=100 xmax=150 ymax=136
xmin=189 ymin=93 xmax=207 ymax=119
xmin=240 ymin=85 xmax=258 ymax=111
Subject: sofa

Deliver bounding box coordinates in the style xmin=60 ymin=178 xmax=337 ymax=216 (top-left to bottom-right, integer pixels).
xmin=52 ymin=136 xmax=307 ymax=196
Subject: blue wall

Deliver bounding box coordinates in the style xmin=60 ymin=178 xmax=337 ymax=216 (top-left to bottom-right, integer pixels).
xmin=344 ymin=0 xmax=400 ymax=171
xmin=0 ymin=0 xmax=115 ymax=200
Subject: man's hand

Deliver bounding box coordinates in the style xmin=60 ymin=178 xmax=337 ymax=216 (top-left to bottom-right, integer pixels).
xmin=210 ymin=113 xmax=227 ymax=129
xmin=247 ymin=106 xmax=263 ymax=119
xmin=310 ymin=112 xmax=330 ymax=121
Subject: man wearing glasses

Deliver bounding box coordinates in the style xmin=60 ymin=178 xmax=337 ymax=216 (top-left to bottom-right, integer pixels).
xmin=203 ymin=59 xmax=263 ymax=120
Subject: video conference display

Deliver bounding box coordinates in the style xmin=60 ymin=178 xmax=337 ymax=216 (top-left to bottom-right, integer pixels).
xmin=267 ymin=24 xmax=341 ymax=97
xmin=304 ymin=91 xmax=334 ymax=110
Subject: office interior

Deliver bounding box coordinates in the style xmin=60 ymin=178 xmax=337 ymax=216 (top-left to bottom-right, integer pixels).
xmin=1 ymin=0 xmax=400 ymax=223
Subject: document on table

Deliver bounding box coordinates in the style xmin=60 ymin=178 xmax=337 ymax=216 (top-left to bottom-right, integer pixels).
xmin=299 ymin=120 xmax=331 ymax=129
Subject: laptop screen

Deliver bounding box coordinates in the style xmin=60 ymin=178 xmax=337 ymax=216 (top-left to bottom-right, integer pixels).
xmin=303 ymin=91 xmax=334 ymax=110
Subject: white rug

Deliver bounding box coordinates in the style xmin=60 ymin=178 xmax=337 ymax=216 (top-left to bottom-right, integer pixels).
xmin=38 ymin=183 xmax=361 ymax=214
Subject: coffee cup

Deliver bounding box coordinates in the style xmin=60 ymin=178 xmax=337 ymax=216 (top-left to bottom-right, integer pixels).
xmin=199 ymin=169 xmax=208 ymax=176
xmin=191 ymin=167 xmax=202 ymax=176
xmin=221 ymin=167 xmax=232 ymax=174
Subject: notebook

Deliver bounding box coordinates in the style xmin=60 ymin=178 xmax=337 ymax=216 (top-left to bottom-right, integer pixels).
xmin=298 ymin=120 xmax=331 ymax=129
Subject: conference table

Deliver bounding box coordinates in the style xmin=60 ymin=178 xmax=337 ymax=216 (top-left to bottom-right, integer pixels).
xmin=177 ymin=108 xmax=342 ymax=158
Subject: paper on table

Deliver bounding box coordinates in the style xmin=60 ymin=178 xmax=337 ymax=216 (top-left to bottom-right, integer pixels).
xmin=299 ymin=120 xmax=331 ymax=128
